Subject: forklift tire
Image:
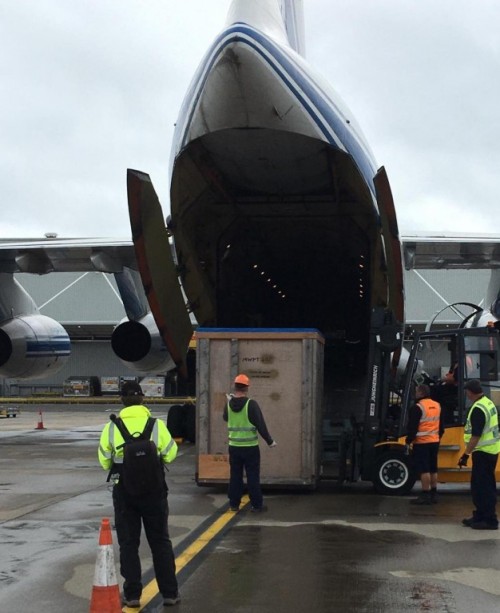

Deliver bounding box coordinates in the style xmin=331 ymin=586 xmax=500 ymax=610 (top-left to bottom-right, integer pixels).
xmin=372 ymin=452 xmax=416 ymax=495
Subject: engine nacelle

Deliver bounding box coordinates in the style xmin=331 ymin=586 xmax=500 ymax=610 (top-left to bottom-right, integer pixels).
xmin=0 ymin=315 xmax=71 ymax=379
xmin=111 ymin=314 xmax=174 ymax=374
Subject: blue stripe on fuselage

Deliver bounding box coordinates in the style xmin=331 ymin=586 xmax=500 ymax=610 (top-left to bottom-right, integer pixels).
xmin=26 ymin=339 xmax=71 ymax=358
xmin=174 ymin=23 xmax=377 ymax=198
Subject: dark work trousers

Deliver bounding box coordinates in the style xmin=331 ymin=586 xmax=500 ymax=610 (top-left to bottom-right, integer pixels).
xmin=112 ymin=485 xmax=178 ymax=600
xmin=228 ymin=445 xmax=263 ymax=509
xmin=471 ymin=451 xmax=499 ymax=524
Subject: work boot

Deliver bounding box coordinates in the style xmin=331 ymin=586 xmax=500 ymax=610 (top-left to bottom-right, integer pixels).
xmin=163 ymin=594 xmax=181 ymax=606
xmin=410 ymin=491 xmax=432 ymax=505
xmin=250 ymin=505 xmax=267 ymax=513
xmin=122 ymin=597 xmax=141 ymax=608
xmin=430 ymin=489 xmax=438 ymax=504
xmin=470 ymin=521 xmax=498 ymax=530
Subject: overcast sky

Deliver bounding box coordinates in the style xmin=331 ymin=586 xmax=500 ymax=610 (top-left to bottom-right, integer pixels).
xmin=2 ymin=0 xmax=500 ymax=239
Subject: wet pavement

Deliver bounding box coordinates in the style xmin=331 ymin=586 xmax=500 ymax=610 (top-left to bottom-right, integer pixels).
xmin=1 ymin=407 xmax=499 ymax=612
xmin=181 ymin=491 xmax=500 ymax=613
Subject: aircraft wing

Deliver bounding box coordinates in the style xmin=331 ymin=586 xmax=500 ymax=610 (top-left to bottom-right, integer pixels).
xmin=4 ymin=231 xmax=500 ymax=277
xmin=0 ymin=237 xmax=152 ymax=322
xmin=402 ymin=233 xmax=500 ymax=270
xmin=0 ymin=238 xmax=137 ymax=274
xmin=0 ymin=236 xmax=186 ymax=377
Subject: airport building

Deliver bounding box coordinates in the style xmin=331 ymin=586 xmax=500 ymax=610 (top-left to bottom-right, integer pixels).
xmin=0 ymin=269 xmax=491 ymax=397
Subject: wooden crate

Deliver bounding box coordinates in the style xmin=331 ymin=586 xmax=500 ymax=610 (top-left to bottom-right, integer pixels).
xmin=196 ymin=329 xmax=324 ymax=487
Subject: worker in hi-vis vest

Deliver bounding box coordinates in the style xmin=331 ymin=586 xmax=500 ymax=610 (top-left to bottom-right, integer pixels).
xmin=406 ymin=383 xmax=444 ymax=505
xmin=459 ymin=379 xmax=500 ymax=530
xmin=223 ymin=374 xmax=276 ymax=512
xmin=98 ymin=381 xmax=180 ymax=607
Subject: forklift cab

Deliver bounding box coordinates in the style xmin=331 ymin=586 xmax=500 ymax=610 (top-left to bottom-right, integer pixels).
xmin=399 ymin=326 xmax=500 ymax=434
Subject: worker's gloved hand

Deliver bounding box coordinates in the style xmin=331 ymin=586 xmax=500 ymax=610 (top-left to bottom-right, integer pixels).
xmin=269 ymin=441 xmax=277 ymax=448
xmin=225 ymin=393 xmax=234 ymax=402
xmin=458 ymin=453 xmax=469 ymax=468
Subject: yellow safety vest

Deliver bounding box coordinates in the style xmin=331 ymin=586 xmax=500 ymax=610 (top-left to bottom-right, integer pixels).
xmin=228 ymin=399 xmax=258 ymax=447
xmin=98 ymin=404 xmax=177 ymax=470
xmin=464 ymin=396 xmax=500 ymax=455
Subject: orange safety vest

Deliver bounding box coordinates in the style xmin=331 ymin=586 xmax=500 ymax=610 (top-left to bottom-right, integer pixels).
xmin=414 ymin=398 xmax=441 ymax=444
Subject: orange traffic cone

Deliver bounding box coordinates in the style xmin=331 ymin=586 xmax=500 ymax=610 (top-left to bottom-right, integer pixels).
xmin=35 ymin=411 xmax=46 ymax=430
xmin=89 ymin=518 xmax=122 ymax=613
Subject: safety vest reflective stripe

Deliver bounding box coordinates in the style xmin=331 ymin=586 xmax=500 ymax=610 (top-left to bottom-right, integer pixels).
xmin=109 ymin=422 xmax=116 ymax=448
xmin=415 ymin=399 xmax=441 ymax=443
xmin=465 ymin=396 xmax=500 ymax=454
xmin=152 ymin=419 xmax=160 ymax=446
xmin=467 ymin=423 xmax=499 ymax=437
xmin=107 ymin=423 xmax=124 ymax=463
xmin=228 ymin=400 xmax=258 ymax=446
xmin=160 ymin=437 xmax=175 ymax=457
xmin=99 ymin=445 xmax=113 ymax=459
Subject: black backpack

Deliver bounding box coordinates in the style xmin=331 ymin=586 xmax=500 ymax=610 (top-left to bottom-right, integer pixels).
xmin=110 ymin=415 xmax=165 ymax=496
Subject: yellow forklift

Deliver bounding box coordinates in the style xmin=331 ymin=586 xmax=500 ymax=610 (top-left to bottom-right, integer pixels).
xmin=340 ymin=314 xmax=500 ymax=494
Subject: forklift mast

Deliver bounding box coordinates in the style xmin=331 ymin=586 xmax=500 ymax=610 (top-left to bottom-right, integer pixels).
xmin=359 ymin=306 xmax=403 ymax=478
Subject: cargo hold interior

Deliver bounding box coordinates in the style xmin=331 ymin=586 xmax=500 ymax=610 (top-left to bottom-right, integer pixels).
xmin=171 ymin=129 xmax=388 ymax=424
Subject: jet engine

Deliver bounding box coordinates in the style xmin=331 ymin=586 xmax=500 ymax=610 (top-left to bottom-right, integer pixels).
xmin=111 ymin=314 xmax=174 ymax=374
xmin=0 ymin=314 xmax=71 ymax=379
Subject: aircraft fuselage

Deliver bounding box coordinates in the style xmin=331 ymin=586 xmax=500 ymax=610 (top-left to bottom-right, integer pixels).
xmin=170 ymin=21 xmax=389 ymax=349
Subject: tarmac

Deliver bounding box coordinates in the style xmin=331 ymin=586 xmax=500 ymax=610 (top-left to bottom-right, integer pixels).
xmin=1 ymin=405 xmax=500 ymax=612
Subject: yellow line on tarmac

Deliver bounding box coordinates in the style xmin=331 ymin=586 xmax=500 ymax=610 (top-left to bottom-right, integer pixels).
xmin=122 ymin=495 xmax=249 ymax=612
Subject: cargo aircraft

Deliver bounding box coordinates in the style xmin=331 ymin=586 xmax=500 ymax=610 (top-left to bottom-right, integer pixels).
xmin=0 ymin=0 xmax=401 ymax=399
xmin=125 ymin=0 xmax=404 ymax=423
xmin=1 ymin=0 xmax=500 ymax=424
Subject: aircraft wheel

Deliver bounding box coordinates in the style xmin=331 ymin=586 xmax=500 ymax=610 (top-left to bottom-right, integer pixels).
xmin=373 ymin=452 xmax=416 ymax=495
xmin=184 ymin=404 xmax=196 ymax=443
xmin=167 ymin=405 xmax=186 ymax=438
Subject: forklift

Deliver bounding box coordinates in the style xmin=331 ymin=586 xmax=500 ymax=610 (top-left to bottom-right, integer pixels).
xmin=339 ymin=307 xmax=500 ymax=494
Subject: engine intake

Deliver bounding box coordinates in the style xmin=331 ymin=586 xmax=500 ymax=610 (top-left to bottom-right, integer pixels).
xmin=111 ymin=314 xmax=174 ymax=374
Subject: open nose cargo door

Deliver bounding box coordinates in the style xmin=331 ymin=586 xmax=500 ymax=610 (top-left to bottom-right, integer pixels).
xmin=127 ymin=169 xmax=193 ymax=378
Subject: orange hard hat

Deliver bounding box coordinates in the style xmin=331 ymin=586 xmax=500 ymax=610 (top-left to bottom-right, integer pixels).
xmin=234 ymin=374 xmax=250 ymax=386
